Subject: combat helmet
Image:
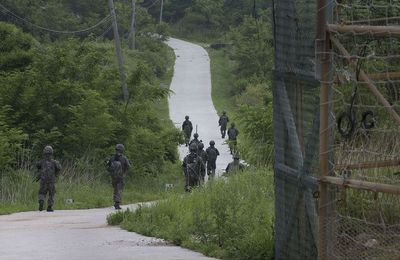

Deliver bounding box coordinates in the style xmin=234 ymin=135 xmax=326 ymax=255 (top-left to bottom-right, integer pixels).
xmin=193 ymin=133 xmax=199 ymax=138
xmin=43 ymin=145 xmax=53 ymax=155
xmin=198 ymin=142 xmax=204 ymax=150
xmin=185 ymin=115 xmax=189 ymax=120
xmin=189 ymin=143 xmax=197 ymax=152
xmin=115 ymin=144 xmax=125 ymax=152
xmin=209 ymin=140 xmax=215 ymax=146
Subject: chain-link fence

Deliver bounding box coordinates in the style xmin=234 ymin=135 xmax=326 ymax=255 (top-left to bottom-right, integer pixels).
xmin=273 ymin=0 xmax=400 ymax=259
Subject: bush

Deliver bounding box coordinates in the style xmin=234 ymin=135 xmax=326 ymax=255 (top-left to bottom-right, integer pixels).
xmin=108 ymin=169 xmax=275 ymax=259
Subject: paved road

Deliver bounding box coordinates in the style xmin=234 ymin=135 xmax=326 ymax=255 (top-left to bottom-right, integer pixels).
xmin=0 ymin=38 xmax=222 ymax=260
xmin=0 ymin=204 xmax=216 ymax=260
xmin=167 ymin=38 xmax=232 ymax=176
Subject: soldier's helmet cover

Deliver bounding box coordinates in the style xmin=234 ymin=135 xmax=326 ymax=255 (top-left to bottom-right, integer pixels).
xmin=43 ymin=145 xmax=53 ymax=155
xmin=185 ymin=115 xmax=189 ymax=120
xmin=198 ymin=142 xmax=204 ymax=149
xmin=209 ymin=140 xmax=215 ymax=145
xmin=115 ymin=144 xmax=125 ymax=152
xmin=222 ymin=110 xmax=226 ymax=114
xmin=231 ymin=122 xmax=235 ymax=127
xmin=194 ymin=133 xmax=199 ymax=138
xmin=189 ymin=143 xmax=197 ymax=152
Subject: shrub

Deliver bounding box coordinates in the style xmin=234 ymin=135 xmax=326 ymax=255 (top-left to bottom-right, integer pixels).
xmin=108 ymin=169 xmax=275 ymax=259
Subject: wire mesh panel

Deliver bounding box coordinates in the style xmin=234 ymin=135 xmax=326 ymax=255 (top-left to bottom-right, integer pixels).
xmin=327 ymin=0 xmax=400 ymax=259
xmin=273 ymin=0 xmax=322 ymax=258
xmin=273 ymin=0 xmax=400 ymax=259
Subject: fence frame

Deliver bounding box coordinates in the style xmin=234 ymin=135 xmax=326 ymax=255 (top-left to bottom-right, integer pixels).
xmin=317 ymin=1 xmax=400 ymax=259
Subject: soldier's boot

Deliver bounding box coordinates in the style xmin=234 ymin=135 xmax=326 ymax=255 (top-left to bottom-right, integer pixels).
xmin=38 ymin=200 xmax=44 ymax=211
xmin=114 ymin=203 xmax=122 ymax=210
xmin=46 ymin=206 xmax=54 ymax=212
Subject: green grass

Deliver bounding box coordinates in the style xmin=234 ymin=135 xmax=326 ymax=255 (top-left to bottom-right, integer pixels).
xmin=0 ymin=162 xmax=184 ymax=215
xmin=107 ymin=168 xmax=275 ymax=260
xmin=207 ymin=47 xmax=237 ymax=117
xmin=154 ymin=43 xmax=175 ymax=120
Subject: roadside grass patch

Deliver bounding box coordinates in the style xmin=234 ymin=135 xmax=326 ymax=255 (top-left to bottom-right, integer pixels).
xmin=108 ymin=168 xmax=274 ymax=260
xmin=0 ymin=162 xmax=183 ymax=215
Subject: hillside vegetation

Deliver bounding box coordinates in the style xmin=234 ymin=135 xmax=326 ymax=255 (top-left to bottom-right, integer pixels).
xmin=0 ymin=1 xmax=184 ymax=213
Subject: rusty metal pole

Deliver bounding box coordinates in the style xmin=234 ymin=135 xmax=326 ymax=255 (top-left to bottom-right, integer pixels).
xmin=317 ymin=0 xmax=330 ymax=259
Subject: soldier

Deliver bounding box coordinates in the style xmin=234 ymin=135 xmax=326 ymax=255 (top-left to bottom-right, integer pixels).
xmin=182 ymin=115 xmax=193 ymax=146
xmin=218 ymin=111 xmax=229 ymax=138
xmin=227 ymin=122 xmax=239 ymax=154
xmin=182 ymin=143 xmax=204 ymax=192
xmin=225 ymin=154 xmax=245 ymax=175
xmin=197 ymin=142 xmax=208 ymax=182
xmin=36 ymin=145 xmax=62 ymax=212
xmin=206 ymin=140 xmax=220 ymax=179
xmin=106 ymin=144 xmax=131 ymax=210
xmin=189 ymin=133 xmax=201 ymax=150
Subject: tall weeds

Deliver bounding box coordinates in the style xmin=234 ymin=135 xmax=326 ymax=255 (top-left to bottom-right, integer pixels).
xmin=108 ymin=168 xmax=275 ymax=260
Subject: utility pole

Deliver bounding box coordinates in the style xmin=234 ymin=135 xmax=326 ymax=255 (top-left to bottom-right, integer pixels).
xmin=128 ymin=0 xmax=136 ymax=49
xmin=108 ymin=0 xmax=129 ymax=102
xmin=159 ymin=0 xmax=164 ymax=24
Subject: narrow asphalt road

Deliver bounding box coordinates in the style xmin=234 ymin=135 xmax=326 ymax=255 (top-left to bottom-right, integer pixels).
xmin=167 ymin=38 xmax=232 ymax=175
xmin=0 ymin=38 xmax=221 ymax=260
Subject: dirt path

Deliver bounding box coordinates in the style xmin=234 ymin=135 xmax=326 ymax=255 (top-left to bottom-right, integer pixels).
xmin=0 ymin=38 xmax=221 ymax=260
xmin=167 ymin=38 xmax=232 ymax=175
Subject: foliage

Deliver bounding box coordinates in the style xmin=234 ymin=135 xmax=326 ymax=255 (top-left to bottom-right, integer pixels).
xmin=227 ymin=12 xmax=273 ymax=84
xmin=108 ymin=169 xmax=275 ymax=260
xmin=0 ymin=21 xmax=180 ymax=176
xmin=0 ymin=161 xmax=184 ymax=215
xmin=236 ymin=84 xmax=273 ymax=166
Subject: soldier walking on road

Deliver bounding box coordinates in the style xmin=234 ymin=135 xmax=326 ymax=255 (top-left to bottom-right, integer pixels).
xmin=218 ymin=111 xmax=229 ymax=138
xmin=206 ymin=140 xmax=219 ymax=179
xmin=227 ymin=122 xmax=239 ymax=154
xmin=182 ymin=115 xmax=193 ymax=146
xmin=106 ymin=144 xmax=131 ymax=210
xmin=189 ymin=133 xmax=201 ymax=150
xmin=182 ymin=143 xmax=204 ymax=192
xmin=36 ymin=145 xmax=62 ymax=212
xmin=225 ymin=154 xmax=245 ymax=176
xmin=197 ymin=142 xmax=208 ymax=182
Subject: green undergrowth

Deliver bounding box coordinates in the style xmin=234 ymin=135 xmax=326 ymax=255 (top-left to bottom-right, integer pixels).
xmin=207 ymin=47 xmax=237 ymax=117
xmin=107 ymin=168 xmax=275 ymax=260
xmin=0 ymin=162 xmax=183 ymax=215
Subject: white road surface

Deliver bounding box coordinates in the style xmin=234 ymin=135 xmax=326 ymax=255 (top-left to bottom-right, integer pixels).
xmin=167 ymin=38 xmax=232 ymax=175
xmin=0 ymin=38 xmax=223 ymax=260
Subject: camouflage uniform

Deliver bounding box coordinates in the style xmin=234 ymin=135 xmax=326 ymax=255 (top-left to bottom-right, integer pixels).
xmin=218 ymin=111 xmax=229 ymax=138
xmin=36 ymin=146 xmax=61 ymax=212
xmin=206 ymin=140 xmax=220 ymax=179
xmin=227 ymin=123 xmax=239 ymax=155
xmin=189 ymin=133 xmax=201 ymax=151
xmin=225 ymin=155 xmax=245 ymax=175
xmin=106 ymin=144 xmax=131 ymax=209
xmin=197 ymin=142 xmax=208 ymax=182
xmin=182 ymin=143 xmax=204 ymax=192
xmin=182 ymin=116 xmax=193 ymax=146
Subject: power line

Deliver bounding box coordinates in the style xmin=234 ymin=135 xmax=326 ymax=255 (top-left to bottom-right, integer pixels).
xmin=0 ymin=3 xmax=111 ymax=35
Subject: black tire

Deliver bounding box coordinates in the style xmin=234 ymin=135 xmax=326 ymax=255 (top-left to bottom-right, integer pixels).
xmin=337 ymin=112 xmax=355 ymax=138
xmin=361 ymin=110 xmax=375 ymax=130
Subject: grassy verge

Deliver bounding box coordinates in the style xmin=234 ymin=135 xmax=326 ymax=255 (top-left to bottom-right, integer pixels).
xmin=107 ymin=169 xmax=275 ymax=260
xmin=154 ymin=42 xmax=175 ymax=120
xmin=207 ymin=47 xmax=237 ymax=117
xmin=0 ymin=162 xmax=184 ymax=215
